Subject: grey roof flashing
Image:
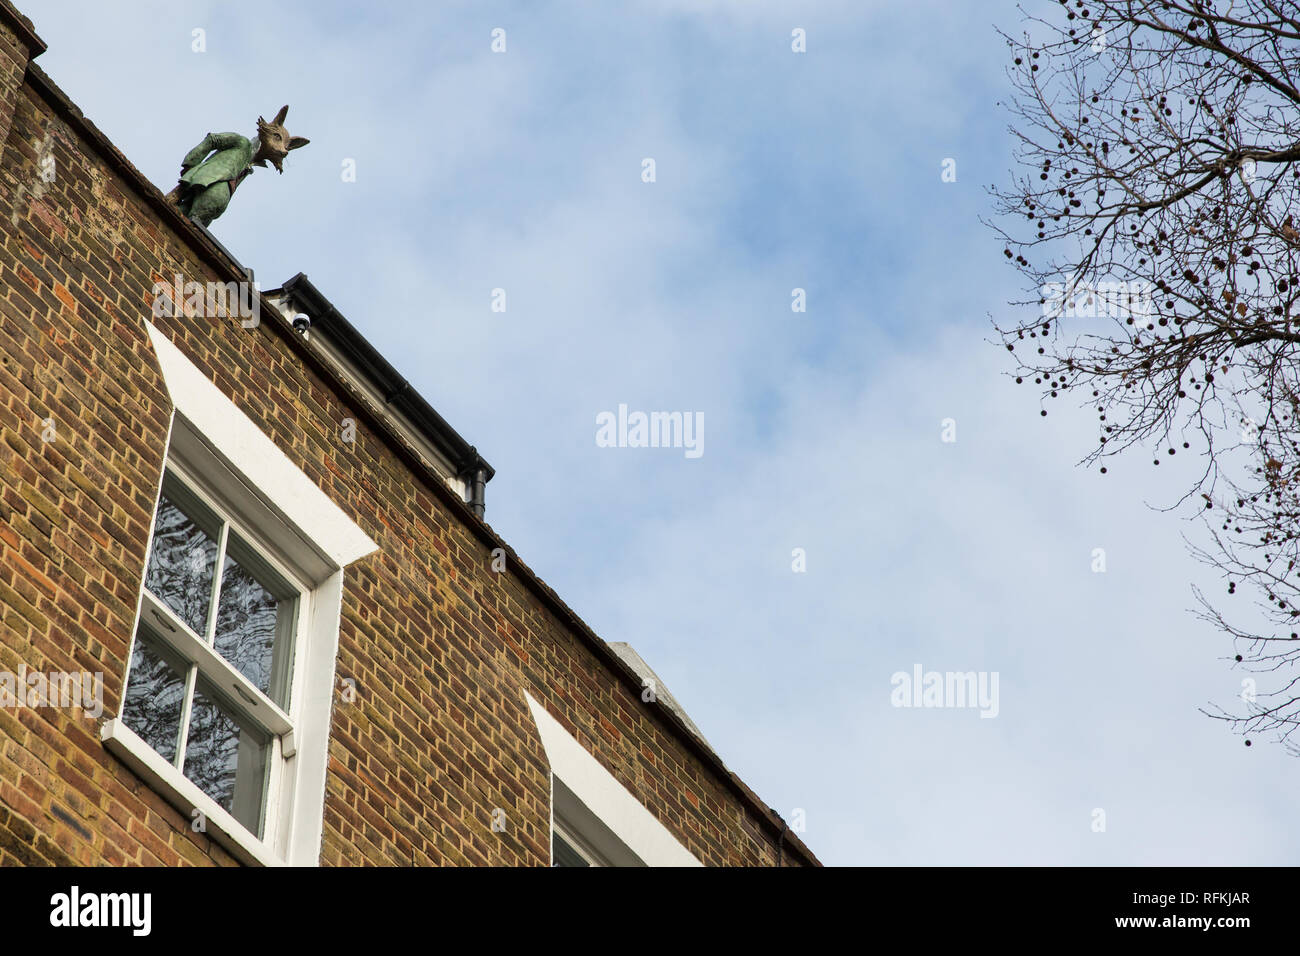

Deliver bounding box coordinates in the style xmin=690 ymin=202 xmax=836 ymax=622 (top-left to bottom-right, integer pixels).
xmin=607 ymin=643 xmax=717 ymax=759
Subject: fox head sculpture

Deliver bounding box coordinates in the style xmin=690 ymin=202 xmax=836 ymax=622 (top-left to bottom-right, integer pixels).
xmin=253 ymin=105 xmax=309 ymax=173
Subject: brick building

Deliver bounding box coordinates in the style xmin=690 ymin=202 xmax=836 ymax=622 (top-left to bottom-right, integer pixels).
xmin=0 ymin=0 xmax=818 ymax=867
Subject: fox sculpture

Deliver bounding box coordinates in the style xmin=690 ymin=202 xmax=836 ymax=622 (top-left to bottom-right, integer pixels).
xmin=164 ymin=105 xmax=309 ymax=227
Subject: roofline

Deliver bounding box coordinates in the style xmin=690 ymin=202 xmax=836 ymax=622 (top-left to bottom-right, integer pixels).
xmin=266 ymin=273 xmax=495 ymax=486
xmin=17 ymin=54 xmax=822 ymax=868
xmin=0 ymin=0 xmax=46 ymax=59
xmin=25 ymin=62 xmax=261 ymax=297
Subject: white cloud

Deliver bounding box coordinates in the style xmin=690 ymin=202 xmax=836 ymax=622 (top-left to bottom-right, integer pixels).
xmin=24 ymin=0 xmax=1298 ymax=866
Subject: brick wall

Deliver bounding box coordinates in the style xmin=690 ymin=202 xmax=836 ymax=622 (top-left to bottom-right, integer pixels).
xmin=0 ymin=7 xmax=816 ymax=868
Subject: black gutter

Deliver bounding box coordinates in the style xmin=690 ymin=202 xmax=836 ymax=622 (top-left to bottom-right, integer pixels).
xmin=19 ymin=51 xmax=818 ymax=863
xmin=271 ymin=273 xmax=494 ymax=515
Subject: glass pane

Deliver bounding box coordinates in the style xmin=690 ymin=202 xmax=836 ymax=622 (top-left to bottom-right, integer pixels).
xmin=121 ymin=628 xmax=187 ymax=764
xmin=213 ymin=535 xmax=297 ymax=707
xmin=182 ymin=681 xmax=269 ymax=837
xmin=144 ymin=474 xmax=221 ymax=637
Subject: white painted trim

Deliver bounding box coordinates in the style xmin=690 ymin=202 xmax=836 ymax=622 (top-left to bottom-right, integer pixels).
xmin=138 ymin=450 xmax=305 ymax=860
xmin=138 ymin=590 xmax=293 ymax=738
xmin=133 ymin=325 xmax=379 ymax=867
xmin=101 ymin=718 xmax=281 ymax=867
xmin=524 ymin=693 xmax=702 ymax=867
xmin=144 ymin=321 xmax=378 ymax=568
xmin=551 ymin=776 xmax=641 ymax=866
xmin=285 ymin=569 xmax=343 ymax=866
xmin=552 ymin=817 xmax=606 ymax=866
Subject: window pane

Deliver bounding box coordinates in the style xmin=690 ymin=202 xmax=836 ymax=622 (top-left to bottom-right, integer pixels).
xmin=144 ymin=475 xmax=221 ymax=637
xmin=182 ymin=681 xmax=269 ymax=837
xmin=121 ymin=628 xmax=187 ymax=764
xmin=213 ymin=535 xmax=297 ymax=707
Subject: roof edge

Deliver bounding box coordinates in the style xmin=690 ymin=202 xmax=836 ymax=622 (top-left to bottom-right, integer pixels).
xmin=267 ymin=273 xmax=495 ymax=484
xmin=0 ymin=0 xmax=46 ymax=59
xmin=17 ymin=54 xmax=821 ymax=869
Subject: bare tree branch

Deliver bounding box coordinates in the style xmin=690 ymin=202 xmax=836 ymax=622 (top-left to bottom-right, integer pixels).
xmin=992 ymin=0 xmax=1300 ymax=749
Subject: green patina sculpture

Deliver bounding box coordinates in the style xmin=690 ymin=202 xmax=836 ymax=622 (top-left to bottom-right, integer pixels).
xmin=164 ymin=105 xmax=309 ymax=227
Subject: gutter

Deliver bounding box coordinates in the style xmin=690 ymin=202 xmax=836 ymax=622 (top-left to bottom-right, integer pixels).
xmin=17 ymin=54 xmax=821 ymax=868
xmin=269 ymin=273 xmax=494 ymax=516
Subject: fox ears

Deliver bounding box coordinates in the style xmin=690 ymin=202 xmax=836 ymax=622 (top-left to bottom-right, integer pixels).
xmin=257 ymin=105 xmax=290 ymax=128
xmin=255 ymin=106 xmax=309 ymax=149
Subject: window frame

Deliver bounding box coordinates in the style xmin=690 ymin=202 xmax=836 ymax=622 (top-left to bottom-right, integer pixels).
xmin=106 ymin=324 xmax=378 ymax=867
xmin=525 ymin=693 xmax=700 ymax=867
xmin=552 ymin=815 xmax=611 ymax=867
xmin=106 ymin=436 xmax=326 ymax=865
xmin=124 ymin=458 xmax=312 ymax=842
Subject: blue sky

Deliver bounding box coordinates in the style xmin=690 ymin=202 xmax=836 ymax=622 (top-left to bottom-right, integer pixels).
xmin=26 ymin=0 xmax=1298 ymax=865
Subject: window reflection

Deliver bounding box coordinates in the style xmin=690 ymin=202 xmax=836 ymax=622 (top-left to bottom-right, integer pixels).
xmin=214 ymin=541 xmax=295 ymax=706
xmin=127 ymin=468 xmax=298 ymax=843
xmin=183 ymin=682 xmax=269 ymax=837
xmin=121 ymin=631 xmax=186 ymax=764
xmin=144 ymin=485 xmax=219 ymax=636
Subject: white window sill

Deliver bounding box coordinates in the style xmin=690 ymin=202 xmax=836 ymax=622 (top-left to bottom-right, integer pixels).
xmin=100 ymin=718 xmax=282 ymax=867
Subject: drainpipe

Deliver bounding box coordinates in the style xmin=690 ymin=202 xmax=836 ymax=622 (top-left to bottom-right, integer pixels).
xmin=466 ymin=447 xmax=487 ymax=519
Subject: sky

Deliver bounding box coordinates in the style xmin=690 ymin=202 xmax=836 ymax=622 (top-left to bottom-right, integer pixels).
xmin=23 ymin=0 xmax=1298 ymax=865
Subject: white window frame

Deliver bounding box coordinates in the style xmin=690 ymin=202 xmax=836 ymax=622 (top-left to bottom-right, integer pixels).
xmin=525 ymin=692 xmax=702 ymax=867
xmin=120 ymin=456 xmax=307 ymax=843
xmin=552 ymin=815 xmax=608 ymax=867
xmin=103 ymin=323 xmax=378 ymax=866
